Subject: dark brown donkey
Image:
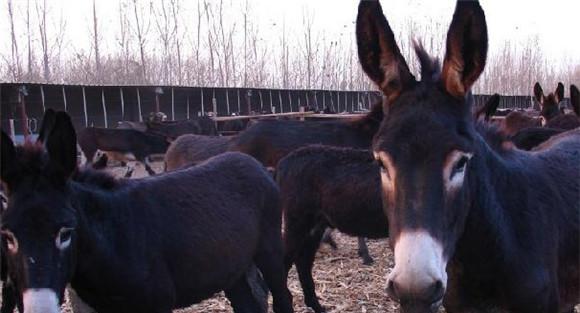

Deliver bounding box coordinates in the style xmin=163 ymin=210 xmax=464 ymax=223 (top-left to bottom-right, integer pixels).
xmin=229 ymin=103 xmax=384 ymax=264
xmin=278 ymin=145 xmax=386 ymax=312
xmin=0 ymin=111 xmax=294 ymax=313
xmin=357 ymin=1 xmax=579 ymax=312
xmin=77 ymin=127 xmax=170 ymax=176
xmin=535 ymin=82 xmax=580 ymax=129
xmin=164 ymin=134 xmax=232 ymax=171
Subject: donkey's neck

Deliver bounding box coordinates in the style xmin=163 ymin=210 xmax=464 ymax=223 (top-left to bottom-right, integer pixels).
xmin=458 ymin=137 xmax=533 ymax=270
xmin=69 ymin=181 xmax=148 ymax=290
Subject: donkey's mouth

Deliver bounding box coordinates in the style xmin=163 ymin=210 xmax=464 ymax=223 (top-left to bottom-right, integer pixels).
xmin=23 ymin=288 xmax=61 ymax=313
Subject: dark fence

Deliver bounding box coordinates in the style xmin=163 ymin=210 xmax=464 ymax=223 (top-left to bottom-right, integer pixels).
xmin=1 ymin=83 xmax=383 ymax=135
xmin=2 ymin=83 xmax=572 ymax=136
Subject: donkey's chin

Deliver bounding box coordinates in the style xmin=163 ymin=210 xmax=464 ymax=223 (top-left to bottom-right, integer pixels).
xmin=23 ymin=289 xmax=60 ymax=313
xmin=400 ymin=300 xmax=442 ymax=313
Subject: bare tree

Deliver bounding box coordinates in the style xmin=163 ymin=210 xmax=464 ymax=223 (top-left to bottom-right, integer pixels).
xmin=132 ymin=0 xmax=150 ymax=83
xmin=36 ymin=0 xmax=50 ymax=81
xmin=7 ymin=0 xmax=22 ymax=81
xmin=92 ymin=0 xmax=101 ymax=82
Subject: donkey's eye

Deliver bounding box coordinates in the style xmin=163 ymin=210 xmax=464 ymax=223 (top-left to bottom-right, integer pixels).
xmin=451 ymin=156 xmax=469 ymax=179
xmin=1 ymin=230 xmax=18 ymax=253
xmin=56 ymin=227 xmax=74 ymax=250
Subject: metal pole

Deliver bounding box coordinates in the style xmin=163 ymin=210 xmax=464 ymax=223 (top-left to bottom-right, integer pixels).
xmin=136 ymin=88 xmax=143 ymax=122
xmin=279 ymin=90 xmax=284 ymax=113
xmin=40 ymin=85 xmax=46 ymax=112
xmin=101 ymin=89 xmax=108 ymax=128
xmin=82 ymin=86 xmax=88 ymax=126
xmin=120 ymin=88 xmax=125 ymax=120
xmin=288 ymin=91 xmax=292 ymax=112
xmin=201 ymin=89 xmax=205 ymax=116
xmin=259 ymin=90 xmax=263 ymax=112
xmin=226 ymin=88 xmax=230 ymax=115
xmin=186 ymin=95 xmax=190 ymax=119
xmin=237 ymin=89 xmax=241 ymax=113
xmin=269 ymin=90 xmax=273 ymax=113
xmin=212 ymin=89 xmax=217 ymax=116
xmin=62 ymin=86 xmax=68 ymax=112
xmin=171 ymin=88 xmax=175 ymax=120
xmin=18 ymin=86 xmax=29 ymax=139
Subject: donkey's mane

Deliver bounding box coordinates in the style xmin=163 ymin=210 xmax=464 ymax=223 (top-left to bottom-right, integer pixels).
xmin=413 ymin=41 xmax=441 ymax=82
xmin=73 ymin=168 xmax=122 ymax=190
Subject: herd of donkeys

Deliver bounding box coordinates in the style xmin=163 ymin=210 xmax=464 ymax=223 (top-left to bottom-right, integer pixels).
xmin=1 ymin=1 xmax=579 ymax=313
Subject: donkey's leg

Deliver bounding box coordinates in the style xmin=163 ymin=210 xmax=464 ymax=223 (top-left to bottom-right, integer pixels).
xmin=255 ymin=228 xmax=294 ymax=313
xmin=357 ymin=237 xmax=374 ymax=265
xmin=143 ymin=156 xmax=157 ymax=176
xmin=225 ymin=271 xmax=267 ymax=313
xmin=0 ymin=280 xmax=18 ymax=313
xmin=294 ymin=226 xmax=327 ymax=313
xmin=320 ymin=228 xmax=338 ymax=250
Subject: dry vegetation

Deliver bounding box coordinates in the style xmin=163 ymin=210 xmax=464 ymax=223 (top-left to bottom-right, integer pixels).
xmin=2 ymin=0 xmax=579 ymax=95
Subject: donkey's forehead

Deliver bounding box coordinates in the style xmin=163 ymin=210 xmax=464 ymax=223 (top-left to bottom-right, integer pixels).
xmin=3 ymin=189 xmax=74 ymax=228
xmin=374 ymin=84 xmax=474 ymax=156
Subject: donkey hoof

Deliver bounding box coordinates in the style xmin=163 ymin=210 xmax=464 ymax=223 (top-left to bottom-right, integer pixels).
xmin=362 ymin=257 xmax=374 ymax=266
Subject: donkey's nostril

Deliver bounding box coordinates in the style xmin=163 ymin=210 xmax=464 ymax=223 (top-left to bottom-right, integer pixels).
xmin=429 ymin=279 xmax=445 ymax=303
xmin=386 ymin=279 xmax=399 ymax=300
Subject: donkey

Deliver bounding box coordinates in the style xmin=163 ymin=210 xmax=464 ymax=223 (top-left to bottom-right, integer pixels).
xmin=278 ymin=145 xmax=386 ymax=312
xmin=77 ymin=127 xmax=170 ymax=176
xmin=118 ymin=116 xmax=218 ymax=138
xmin=357 ymin=1 xmax=579 ymax=312
xmin=0 ymin=111 xmax=294 ymax=313
xmin=535 ymin=82 xmax=580 ymax=130
xmin=164 ymin=134 xmax=232 ymax=171
xmin=228 ymin=102 xmax=384 ymax=264
xmin=228 ymin=101 xmax=383 ymax=168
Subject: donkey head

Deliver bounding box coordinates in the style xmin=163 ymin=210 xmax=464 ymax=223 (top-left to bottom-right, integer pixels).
xmin=1 ymin=110 xmax=78 ymax=313
xmin=357 ymin=0 xmax=488 ymax=311
xmin=534 ymin=82 xmax=564 ymax=124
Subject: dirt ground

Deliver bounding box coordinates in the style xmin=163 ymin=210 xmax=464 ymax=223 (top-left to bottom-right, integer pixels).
xmin=2 ymin=161 xmax=578 ymax=313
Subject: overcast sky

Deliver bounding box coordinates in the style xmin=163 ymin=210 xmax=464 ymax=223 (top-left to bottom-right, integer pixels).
xmin=1 ymin=0 xmax=579 ymax=69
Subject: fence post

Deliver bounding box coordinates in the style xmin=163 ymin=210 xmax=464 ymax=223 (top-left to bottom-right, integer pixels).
xmin=62 ymin=86 xmax=68 ymax=112
xmin=186 ymin=95 xmax=190 ymax=120
xmin=278 ymin=90 xmax=284 ymax=113
xmin=259 ymin=90 xmax=264 ymax=112
xmin=171 ymin=87 xmax=175 ymax=120
xmin=269 ymin=90 xmax=273 ymax=113
xmin=287 ymin=91 xmax=292 ymax=112
xmin=212 ymin=89 xmax=217 ymax=116
xmin=201 ymin=89 xmax=205 ymax=116
xmin=237 ymin=89 xmax=241 ymax=113
xmin=136 ymin=88 xmax=143 ymax=122
xmin=226 ymin=88 xmax=230 ymax=115
xmin=119 ymin=88 xmax=125 ymax=120
xmin=18 ymin=86 xmax=29 ymax=139
xmin=82 ymin=86 xmax=89 ymax=126
xmin=40 ymin=85 xmax=46 ymax=113
xmin=299 ymin=106 xmax=305 ymax=121
xmin=8 ymin=119 xmax=16 ymax=141
xmin=154 ymin=87 xmax=163 ymax=114
xmin=101 ymin=89 xmax=108 ymax=128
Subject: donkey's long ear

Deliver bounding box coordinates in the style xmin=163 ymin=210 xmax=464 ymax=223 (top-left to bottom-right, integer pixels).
xmin=533 ymin=82 xmax=544 ymax=104
xmin=356 ymin=0 xmax=414 ymax=104
xmin=441 ymin=0 xmax=488 ymax=98
xmin=570 ymin=84 xmax=580 ymax=117
xmin=45 ymin=112 xmax=78 ymax=178
xmin=37 ymin=108 xmax=57 ymax=144
xmin=1 ymin=131 xmax=16 ymax=185
xmin=476 ymin=93 xmax=500 ymax=121
xmin=555 ymin=82 xmax=564 ymax=103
